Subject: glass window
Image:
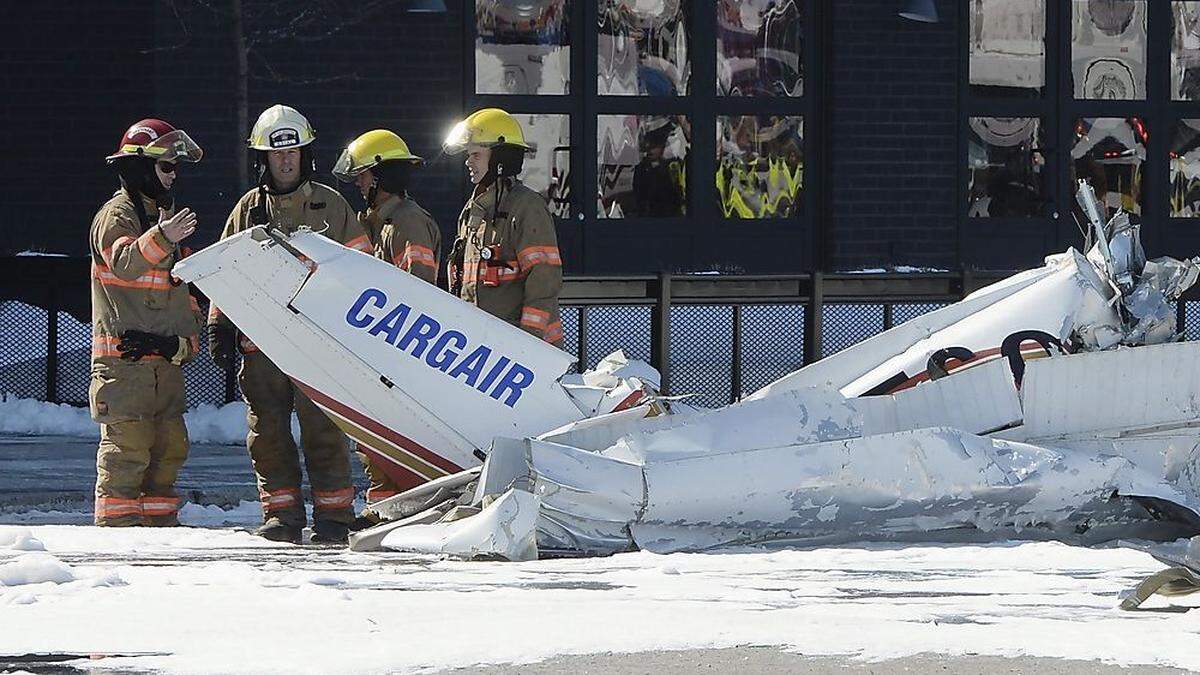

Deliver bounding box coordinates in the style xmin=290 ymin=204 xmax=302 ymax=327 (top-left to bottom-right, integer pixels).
xmin=1071 ymin=0 xmax=1147 ymax=100
xmin=1071 ymin=117 xmax=1147 ymax=216
xmin=1170 ymin=119 xmax=1200 ymax=216
xmin=598 ymin=114 xmax=690 ymax=218
xmin=717 ymin=0 xmax=803 ymax=97
xmin=968 ymin=0 xmax=1045 ymax=97
xmin=509 ymin=113 xmax=571 ymax=219
xmin=1173 ymin=1 xmax=1200 ymax=100
xmin=967 ymin=117 xmax=1047 ymax=218
xmin=717 ymin=115 xmax=803 ymax=218
xmin=475 ymin=0 xmax=571 ymax=95
xmin=598 ymin=0 xmax=690 ymax=96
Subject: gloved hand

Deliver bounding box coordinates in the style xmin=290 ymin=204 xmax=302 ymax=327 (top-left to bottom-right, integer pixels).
xmin=118 ymin=330 xmax=181 ymax=362
xmin=208 ymin=324 xmax=237 ymax=370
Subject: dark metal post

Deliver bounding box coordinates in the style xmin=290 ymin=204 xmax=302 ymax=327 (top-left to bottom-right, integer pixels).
xmin=882 ymin=303 xmax=894 ymax=331
xmin=576 ymin=306 xmax=589 ymax=373
xmin=224 ymin=352 xmax=238 ymax=405
xmin=651 ymin=272 xmax=672 ymax=395
xmin=730 ymin=304 xmax=743 ymax=403
xmin=1178 ymin=298 xmax=1188 ymax=338
xmin=803 ymin=272 xmax=824 ymax=364
xmin=45 ymin=287 xmax=59 ymax=403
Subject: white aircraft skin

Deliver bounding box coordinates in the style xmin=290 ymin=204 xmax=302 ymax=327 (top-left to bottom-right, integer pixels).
xmin=176 ymin=189 xmax=1200 ymax=561
xmin=174 ymin=227 xmax=596 ymax=489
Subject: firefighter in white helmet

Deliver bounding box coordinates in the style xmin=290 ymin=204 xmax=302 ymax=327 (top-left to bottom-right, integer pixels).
xmin=208 ymin=104 xmax=370 ymax=545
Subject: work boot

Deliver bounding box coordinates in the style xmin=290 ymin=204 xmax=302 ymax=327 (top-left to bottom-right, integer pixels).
xmin=255 ymin=517 xmax=303 ymax=545
xmin=310 ymin=519 xmax=350 ymax=545
xmin=349 ymin=511 xmax=381 ymax=532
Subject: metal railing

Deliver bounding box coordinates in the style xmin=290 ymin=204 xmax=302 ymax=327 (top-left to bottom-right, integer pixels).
xmin=4 ymin=257 xmax=1198 ymax=408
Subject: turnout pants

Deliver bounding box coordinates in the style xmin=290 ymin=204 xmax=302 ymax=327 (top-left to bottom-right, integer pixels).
xmin=90 ymin=360 xmax=189 ymax=526
xmin=239 ymin=352 xmax=354 ymax=527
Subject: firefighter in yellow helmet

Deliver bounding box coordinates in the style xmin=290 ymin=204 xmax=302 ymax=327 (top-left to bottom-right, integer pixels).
xmin=91 ymin=118 xmax=205 ymax=526
xmin=208 ymin=104 xmax=371 ymax=545
xmin=333 ymin=129 xmax=442 ymax=521
xmin=443 ymin=108 xmax=564 ymax=346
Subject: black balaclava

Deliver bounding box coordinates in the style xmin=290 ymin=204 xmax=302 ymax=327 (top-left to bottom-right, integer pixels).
xmin=115 ymin=157 xmax=171 ymax=228
xmin=115 ymin=156 xmax=167 ymax=199
xmin=370 ymin=160 xmax=414 ymax=206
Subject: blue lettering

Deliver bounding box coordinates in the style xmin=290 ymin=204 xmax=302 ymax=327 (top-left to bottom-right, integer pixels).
xmin=490 ymin=363 xmax=535 ymax=407
xmin=397 ymin=314 xmax=441 ymax=359
xmin=448 ymin=345 xmax=491 ymax=386
xmin=426 ymin=330 xmax=467 ymax=371
xmin=368 ymin=303 xmax=412 ymax=344
xmin=477 ymin=356 xmax=511 ymax=393
xmin=346 ymin=288 xmax=387 ymax=328
xmin=346 ymin=290 xmax=538 ymax=408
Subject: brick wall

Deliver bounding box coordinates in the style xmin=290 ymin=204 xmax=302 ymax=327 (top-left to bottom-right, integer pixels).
xmin=0 ymin=1 xmax=465 ymax=257
xmin=4 ymin=0 xmax=969 ymax=273
xmin=828 ymin=0 xmax=959 ymax=271
xmin=0 ymin=4 xmax=155 ymax=256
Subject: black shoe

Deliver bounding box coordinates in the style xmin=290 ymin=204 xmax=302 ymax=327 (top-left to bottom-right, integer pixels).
xmin=255 ymin=519 xmax=303 ymax=545
xmin=349 ymin=513 xmax=381 ymax=532
xmin=310 ymin=520 xmax=350 ymax=545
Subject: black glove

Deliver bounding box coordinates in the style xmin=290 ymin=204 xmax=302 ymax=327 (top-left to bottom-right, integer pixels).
xmin=118 ymin=330 xmax=180 ymax=362
xmin=208 ymin=324 xmax=237 ymax=371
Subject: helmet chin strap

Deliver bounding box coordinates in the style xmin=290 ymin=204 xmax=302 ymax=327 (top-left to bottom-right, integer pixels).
xmin=367 ymin=175 xmax=380 ymax=208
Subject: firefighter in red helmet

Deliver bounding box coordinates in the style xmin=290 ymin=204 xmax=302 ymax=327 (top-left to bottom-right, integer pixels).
xmin=90 ymin=118 xmax=205 ymax=526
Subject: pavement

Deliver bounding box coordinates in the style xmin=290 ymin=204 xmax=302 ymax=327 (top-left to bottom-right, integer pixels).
xmin=0 ymin=434 xmax=365 ymax=519
xmin=442 ymin=648 xmax=1196 ymax=674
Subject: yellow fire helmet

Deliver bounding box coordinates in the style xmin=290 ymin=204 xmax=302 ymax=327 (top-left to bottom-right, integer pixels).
xmin=332 ymin=129 xmax=423 ymax=182
xmin=442 ymin=108 xmax=534 ymax=154
xmin=248 ymin=104 xmax=316 ymax=151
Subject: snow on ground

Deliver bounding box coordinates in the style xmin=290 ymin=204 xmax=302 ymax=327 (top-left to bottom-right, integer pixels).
xmin=0 ymin=396 xmax=294 ymax=446
xmin=0 ymin=521 xmax=1197 ymax=675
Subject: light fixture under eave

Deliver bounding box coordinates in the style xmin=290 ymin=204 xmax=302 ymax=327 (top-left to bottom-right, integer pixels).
xmin=899 ymin=0 xmax=938 ymax=23
xmin=407 ymin=0 xmax=447 ymax=12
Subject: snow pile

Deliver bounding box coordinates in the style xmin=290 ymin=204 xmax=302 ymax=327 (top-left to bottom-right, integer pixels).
xmin=0 ymin=396 xmax=97 ymax=437
xmin=0 ymin=528 xmax=45 ymax=551
xmin=0 ymin=396 xmax=272 ymax=446
xmin=178 ymin=500 xmax=262 ymax=527
xmin=0 ymin=553 xmax=75 ymax=586
xmin=182 ymin=402 xmax=253 ymax=445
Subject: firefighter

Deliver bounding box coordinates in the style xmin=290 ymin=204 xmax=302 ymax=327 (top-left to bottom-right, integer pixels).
xmin=332 ymin=129 xmax=441 ymax=522
xmin=442 ymin=108 xmax=564 ymax=346
xmin=208 ymin=104 xmax=372 ymax=545
xmin=90 ymin=118 xmax=204 ymax=527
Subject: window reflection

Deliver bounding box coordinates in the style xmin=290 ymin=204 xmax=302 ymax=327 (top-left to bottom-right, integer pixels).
xmin=717 ymin=115 xmax=803 ymax=218
xmin=598 ymin=115 xmax=690 ymax=218
xmin=1170 ymin=120 xmax=1200 ymax=217
xmin=511 ymin=114 xmax=571 ymax=219
xmin=1071 ymin=117 xmax=1147 ymax=217
xmin=476 ymin=0 xmax=571 ymax=95
xmin=968 ymin=0 xmax=1045 ymax=97
xmin=1173 ymin=2 xmax=1200 ymax=101
xmin=1071 ymin=0 xmax=1147 ymax=100
xmin=967 ymin=117 xmax=1046 ymax=218
xmin=598 ymin=0 xmax=690 ymax=96
xmin=717 ymin=0 xmax=803 ymax=97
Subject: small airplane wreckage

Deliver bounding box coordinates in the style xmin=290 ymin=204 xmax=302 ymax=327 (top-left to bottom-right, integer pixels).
xmin=175 ymin=182 xmax=1200 ymax=572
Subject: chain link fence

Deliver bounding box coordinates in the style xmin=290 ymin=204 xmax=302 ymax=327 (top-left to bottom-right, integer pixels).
xmin=6 ymin=271 xmax=1198 ymax=411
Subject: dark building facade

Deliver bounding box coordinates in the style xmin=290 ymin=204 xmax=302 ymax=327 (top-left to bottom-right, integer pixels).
xmin=4 ymin=1 xmax=1198 ymax=274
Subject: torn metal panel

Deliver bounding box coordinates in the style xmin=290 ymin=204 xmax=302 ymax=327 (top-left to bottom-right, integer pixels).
xmin=379 ymin=488 xmax=540 ymax=561
xmin=630 ymin=427 xmax=1194 ymax=553
xmin=853 ymin=357 xmax=1022 ymax=436
xmin=1017 ymin=341 xmax=1200 ymax=439
xmin=1118 ymin=536 xmax=1200 ymax=610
